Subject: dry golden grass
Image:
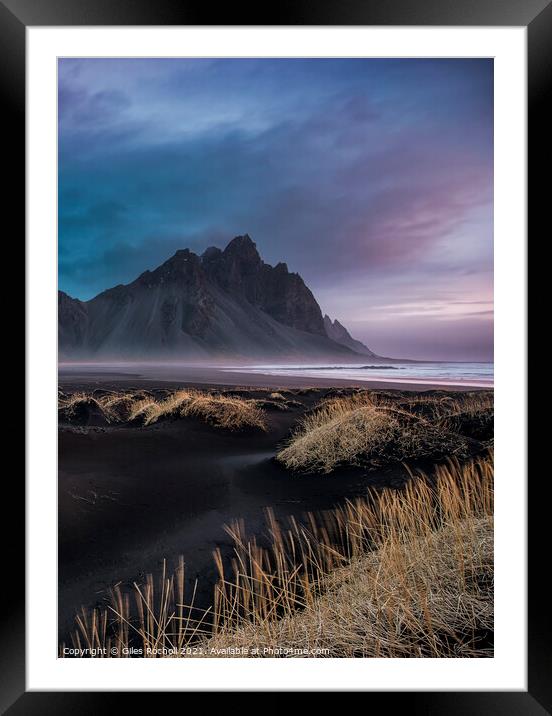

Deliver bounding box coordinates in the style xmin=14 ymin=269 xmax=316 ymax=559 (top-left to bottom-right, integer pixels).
xmin=181 ymin=391 xmax=266 ymax=431
xmin=59 ymin=388 xmax=266 ymax=431
xmin=434 ymin=394 xmax=493 ymax=440
xmin=277 ymin=394 xmax=399 ymax=473
xmin=64 ymin=456 xmax=493 ymax=658
xmin=203 ymin=517 xmax=492 ymax=658
xmin=128 ymin=390 xmax=192 ymax=425
xmin=276 ymin=392 xmax=477 ymax=474
xmin=438 ymin=391 xmax=493 ymax=417
xmin=58 ymin=391 xmax=91 ymax=413
xmin=59 ymin=390 xmax=153 ymax=424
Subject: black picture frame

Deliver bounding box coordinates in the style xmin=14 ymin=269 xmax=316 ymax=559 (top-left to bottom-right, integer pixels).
xmin=5 ymin=0 xmax=544 ymax=709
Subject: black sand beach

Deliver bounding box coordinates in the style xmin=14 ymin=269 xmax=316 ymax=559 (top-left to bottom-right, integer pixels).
xmin=58 ymin=368 xmax=493 ymax=643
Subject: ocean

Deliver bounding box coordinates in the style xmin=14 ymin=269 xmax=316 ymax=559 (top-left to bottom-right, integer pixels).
xmin=223 ymin=362 xmax=494 ymax=387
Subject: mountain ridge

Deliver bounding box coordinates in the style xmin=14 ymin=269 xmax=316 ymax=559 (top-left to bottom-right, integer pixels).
xmin=59 ymin=235 xmax=384 ymax=361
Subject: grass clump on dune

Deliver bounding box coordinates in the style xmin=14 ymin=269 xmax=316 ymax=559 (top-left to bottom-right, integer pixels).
xmin=128 ymin=390 xmax=193 ymax=425
xmin=60 ymin=388 xmax=266 ymax=431
xmin=58 ymin=392 xmax=96 ymax=417
xmin=392 ymin=390 xmax=493 ymax=419
xmin=277 ymin=392 xmax=474 ymax=474
xmin=59 ymin=391 xmax=150 ymax=425
xmin=277 ymin=394 xmax=398 ymax=473
xmin=130 ymin=389 xmax=266 ymax=431
xmin=97 ymin=391 xmax=152 ymax=422
xmin=181 ymin=391 xmax=266 ymax=431
xmin=65 ymin=456 xmax=493 ymax=658
xmin=127 ymin=389 xmax=267 ymax=431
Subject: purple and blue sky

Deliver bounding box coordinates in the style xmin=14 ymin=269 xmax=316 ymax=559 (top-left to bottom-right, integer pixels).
xmin=58 ymin=58 xmax=493 ymax=361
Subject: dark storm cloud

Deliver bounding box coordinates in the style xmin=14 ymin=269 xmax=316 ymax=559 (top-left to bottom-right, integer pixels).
xmin=58 ymin=58 xmax=493 ymax=360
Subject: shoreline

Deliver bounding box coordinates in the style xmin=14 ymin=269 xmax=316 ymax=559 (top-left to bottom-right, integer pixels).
xmin=58 ymin=363 xmax=493 ymax=392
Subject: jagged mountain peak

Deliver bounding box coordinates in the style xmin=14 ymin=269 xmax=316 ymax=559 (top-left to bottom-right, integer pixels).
xmin=221 ymin=235 xmax=262 ymax=271
xmin=223 ymin=233 xmax=258 ymax=254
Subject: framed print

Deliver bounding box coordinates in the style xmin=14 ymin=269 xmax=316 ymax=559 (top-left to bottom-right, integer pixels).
xmin=5 ymin=0 xmax=545 ymax=708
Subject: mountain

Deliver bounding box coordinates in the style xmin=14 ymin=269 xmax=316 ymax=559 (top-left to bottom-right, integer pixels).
xmin=59 ymin=235 xmax=382 ymax=361
xmin=323 ymin=315 xmax=377 ymax=357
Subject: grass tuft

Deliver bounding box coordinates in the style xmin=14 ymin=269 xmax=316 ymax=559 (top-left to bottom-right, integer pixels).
xmin=180 ymin=391 xmax=266 ymax=431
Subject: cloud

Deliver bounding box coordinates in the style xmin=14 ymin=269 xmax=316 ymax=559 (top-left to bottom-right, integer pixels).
xmin=58 ymin=58 xmax=493 ymax=360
